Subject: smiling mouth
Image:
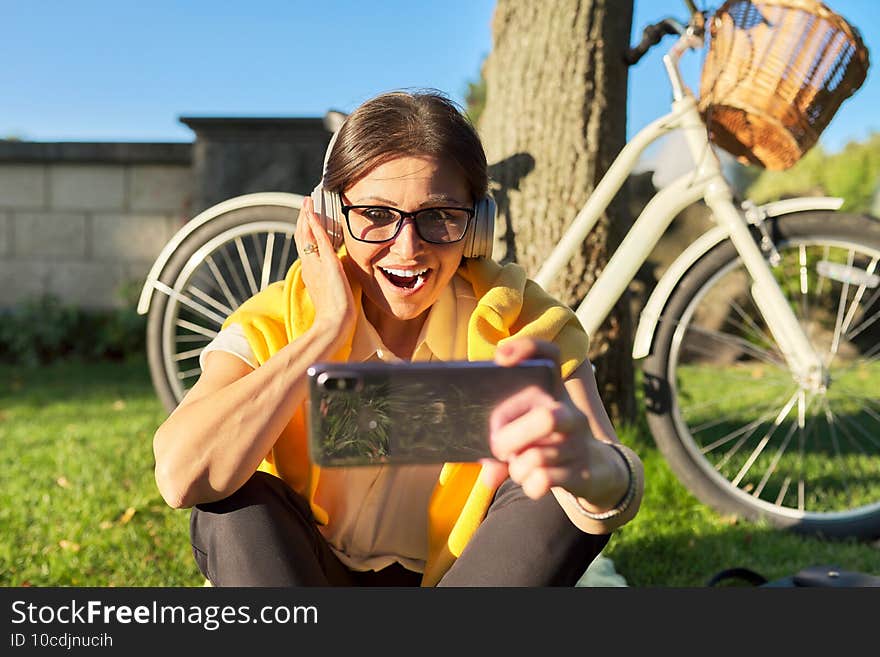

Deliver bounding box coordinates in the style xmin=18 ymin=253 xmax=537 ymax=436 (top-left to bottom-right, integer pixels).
xmin=379 ymin=266 xmax=430 ymax=290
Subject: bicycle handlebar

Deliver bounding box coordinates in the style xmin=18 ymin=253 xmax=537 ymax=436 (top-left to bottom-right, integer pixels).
xmin=683 ymin=0 xmax=700 ymax=18
xmin=623 ymin=18 xmax=686 ymax=66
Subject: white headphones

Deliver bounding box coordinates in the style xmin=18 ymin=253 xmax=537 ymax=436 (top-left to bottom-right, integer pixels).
xmin=309 ymin=120 xmax=495 ymax=258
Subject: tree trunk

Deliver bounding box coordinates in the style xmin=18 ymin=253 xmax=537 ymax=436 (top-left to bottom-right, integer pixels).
xmin=479 ymin=0 xmax=636 ymax=424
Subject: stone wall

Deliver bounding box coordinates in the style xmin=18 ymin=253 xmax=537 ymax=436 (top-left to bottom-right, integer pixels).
xmin=0 ymin=142 xmax=192 ymax=309
xmin=0 ymin=117 xmax=331 ymax=311
xmin=181 ymin=117 xmax=330 ymax=215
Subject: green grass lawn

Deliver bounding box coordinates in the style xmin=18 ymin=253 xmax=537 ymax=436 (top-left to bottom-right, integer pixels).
xmin=1 ymin=357 xmax=878 ymax=587
xmin=0 ymin=358 xmax=202 ymax=587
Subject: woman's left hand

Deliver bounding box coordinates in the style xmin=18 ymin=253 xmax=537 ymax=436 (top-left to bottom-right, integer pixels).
xmin=479 ymin=338 xmax=617 ymax=503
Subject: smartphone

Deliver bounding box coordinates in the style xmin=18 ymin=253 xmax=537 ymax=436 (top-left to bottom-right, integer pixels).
xmin=306 ymin=359 xmax=561 ymax=466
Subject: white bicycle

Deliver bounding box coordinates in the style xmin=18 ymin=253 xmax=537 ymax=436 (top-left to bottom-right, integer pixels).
xmin=137 ymin=1 xmax=880 ymax=538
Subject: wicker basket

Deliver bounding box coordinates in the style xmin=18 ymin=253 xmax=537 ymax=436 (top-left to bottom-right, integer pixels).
xmin=698 ymin=0 xmax=870 ymax=170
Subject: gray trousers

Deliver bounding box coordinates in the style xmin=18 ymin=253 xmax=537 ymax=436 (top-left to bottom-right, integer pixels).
xmin=190 ymin=471 xmax=610 ymax=587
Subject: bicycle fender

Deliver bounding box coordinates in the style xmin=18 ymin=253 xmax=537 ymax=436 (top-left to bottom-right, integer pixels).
xmin=136 ymin=192 xmax=304 ymax=315
xmin=632 ymin=196 xmax=844 ymax=359
xmin=752 ymin=196 xmax=844 ymax=219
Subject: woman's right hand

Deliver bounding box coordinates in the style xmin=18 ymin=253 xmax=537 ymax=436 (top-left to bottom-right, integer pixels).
xmin=154 ymin=197 xmax=357 ymax=508
xmin=294 ymin=196 xmax=357 ymax=342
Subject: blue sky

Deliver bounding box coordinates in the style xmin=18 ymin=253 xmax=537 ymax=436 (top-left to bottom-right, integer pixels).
xmin=3 ymin=1 xmax=876 ymax=153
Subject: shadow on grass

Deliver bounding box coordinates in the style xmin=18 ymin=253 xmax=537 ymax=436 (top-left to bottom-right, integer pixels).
xmin=608 ymin=520 xmax=880 ymax=587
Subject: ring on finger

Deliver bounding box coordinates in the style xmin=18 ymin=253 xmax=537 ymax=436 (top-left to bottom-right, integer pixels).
xmin=301 ymin=243 xmax=319 ymax=255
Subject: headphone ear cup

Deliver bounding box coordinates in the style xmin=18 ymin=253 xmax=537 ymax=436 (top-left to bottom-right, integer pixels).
xmin=463 ymin=195 xmax=495 ymax=259
xmin=310 ymin=186 xmax=344 ymax=249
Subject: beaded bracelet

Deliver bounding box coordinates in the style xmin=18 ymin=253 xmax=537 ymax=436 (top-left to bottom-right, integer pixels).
xmin=564 ymin=442 xmax=637 ymax=522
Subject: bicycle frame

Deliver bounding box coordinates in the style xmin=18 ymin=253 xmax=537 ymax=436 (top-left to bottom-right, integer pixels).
xmin=533 ymin=30 xmax=827 ymax=388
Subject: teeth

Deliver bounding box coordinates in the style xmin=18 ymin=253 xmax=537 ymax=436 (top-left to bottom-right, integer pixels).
xmin=381 ymin=266 xmax=428 ymax=277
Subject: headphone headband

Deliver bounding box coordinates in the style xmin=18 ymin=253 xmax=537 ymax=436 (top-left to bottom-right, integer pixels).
xmin=310 ymin=111 xmax=494 ymax=259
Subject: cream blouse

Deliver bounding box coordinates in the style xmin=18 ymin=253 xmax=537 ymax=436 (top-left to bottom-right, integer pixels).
xmin=198 ymin=274 xmax=478 ymax=573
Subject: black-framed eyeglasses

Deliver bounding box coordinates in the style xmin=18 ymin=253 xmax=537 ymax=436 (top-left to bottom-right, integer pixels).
xmin=340 ymin=203 xmax=474 ymax=244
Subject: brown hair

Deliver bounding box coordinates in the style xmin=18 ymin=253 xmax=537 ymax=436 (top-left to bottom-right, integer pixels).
xmin=322 ymin=89 xmax=488 ymax=203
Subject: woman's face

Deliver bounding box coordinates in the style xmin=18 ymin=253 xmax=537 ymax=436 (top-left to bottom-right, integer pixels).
xmin=341 ymin=154 xmax=471 ymax=327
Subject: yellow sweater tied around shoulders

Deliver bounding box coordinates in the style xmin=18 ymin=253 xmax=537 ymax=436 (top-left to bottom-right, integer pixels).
xmin=224 ymin=246 xmax=589 ymax=586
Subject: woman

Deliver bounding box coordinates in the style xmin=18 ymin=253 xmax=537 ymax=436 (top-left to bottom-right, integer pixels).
xmin=152 ymin=89 xmax=643 ymax=587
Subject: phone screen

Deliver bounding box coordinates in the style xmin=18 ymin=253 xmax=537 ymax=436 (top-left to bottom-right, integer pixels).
xmin=307 ymin=359 xmax=559 ymax=466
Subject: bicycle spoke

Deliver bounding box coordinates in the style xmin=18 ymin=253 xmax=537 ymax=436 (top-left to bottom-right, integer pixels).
xmin=821 ymin=398 xmax=853 ymax=500
xmin=682 ymin=344 xmax=793 ymax=383
xmin=831 ymin=384 xmax=880 ymax=409
xmin=176 ymin=367 xmax=201 ymax=380
xmin=186 ymin=284 xmax=234 ymax=316
xmin=799 ymin=246 xmax=831 ymax=359
xmin=251 ymin=232 xmax=266 ymax=277
xmin=796 ymin=409 xmax=819 ymax=511
xmin=219 ymin=244 xmax=250 ymax=303
xmin=774 ymin=475 xmax=792 ymax=506
xmin=675 ymin=339 xmax=733 ymax=362
xmin=748 ymin=394 xmax=809 ymax=504
xmin=845 ymin=299 xmax=880 ymax=341
xmin=172 ymin=346 xmax=208 ymax=362
xmin=832 ymin=343 xmax=880 ymax=376
xmin=718 ymin=314 xmax=778 ymax=355
xmin=827 ymin=248 xmax=855 ymax=366
xmin=682 ymin=367 xmax=790 ymax=385
xmin=821 ymin=398 xmax=843 ymax=460
xmin=799 ymin=244 xmax=809 ymax=321
xmin=682 ymin=323 xmax=786 ymax=368
xmin=753 ymin=414 xmax=800 ymax=499
xmin=175 ymin=334 xmax=211 ymax=344
xmin=830 ymin=391 xmax=880 ymax=447
xmin=660 ymin=308 xmax=784 ymax=371
xmin=153 ymin=280 xmax=226 ymax=326
xmin=832 ymin=379 xmax=880 ymax=405
xmin=731 ymin=390 xmax=800 ymax=488
xmin=260 ymin=232 xmax=276 ymax=290
xmin=686 ymin=383 xmax=793 ymax=433
xmin=727 ymin=297 xmax=777 ymax=351
xmin=679 ymin=378 xmax=792 ymax=421
xmin=713 ymin=422 xmax=763 ymax=475
xmin=838 ymin=256 xmax=878 ymax=338
xmin=813 ymin=244 xmax=831 ymax=300
xmin=234 ymin=236 xmax=260 ymax=296
xmin=699 ymin=390 xmax=792 ymax=457
xmin=278 ymin=232 xmax=294 ymax=277
xmin=793 ymin=408 xmax=820 ymax=512
xmin=805 ymin=244 xmax=834 ymax=363
xmin=833 ymin=410 xmax=873 ymax=455
xmin=174 ymin=318 xmax=218 ymax=339
xmin=205 ymin=255 xmax=241 ymax=310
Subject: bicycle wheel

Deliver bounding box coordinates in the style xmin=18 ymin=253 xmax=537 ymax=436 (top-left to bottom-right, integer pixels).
xmin=146 ymin=202 xmax=301 ymax=413
xmin=643 ymin=211 xmax=880 ymax=538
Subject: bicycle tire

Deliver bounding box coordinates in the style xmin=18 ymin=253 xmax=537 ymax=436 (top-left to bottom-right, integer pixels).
xmin=146 ymin=202 xmax=301 ymax=413
xmin=643 ymin=211 xmax=880 ymax=538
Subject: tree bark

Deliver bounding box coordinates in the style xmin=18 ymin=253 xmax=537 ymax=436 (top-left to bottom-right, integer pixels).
xmin=479 ymin=0 xmax=636 ymax=424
